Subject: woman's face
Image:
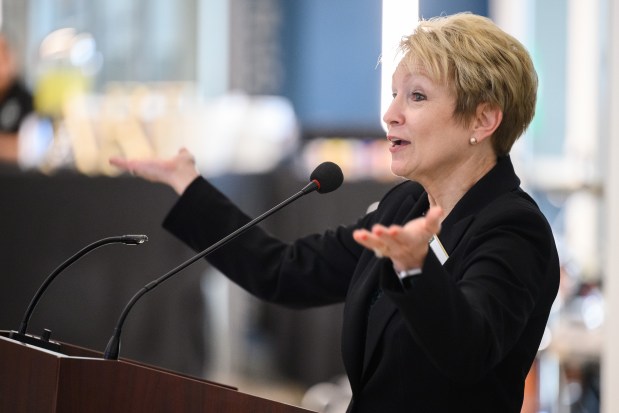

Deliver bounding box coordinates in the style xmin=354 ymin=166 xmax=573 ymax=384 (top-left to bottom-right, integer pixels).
xmin=383 ymin=63 xmax=473 ymax=185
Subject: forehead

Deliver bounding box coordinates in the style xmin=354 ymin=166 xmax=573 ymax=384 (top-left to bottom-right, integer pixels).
xmin=392 ymin=59 xmax=455 ymax=94
xmin=391 ymin=62 xmax=440 ymax=89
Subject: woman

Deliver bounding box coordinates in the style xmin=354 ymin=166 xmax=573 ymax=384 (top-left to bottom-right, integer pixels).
xmin=111 ymin=13 xmax=559 ymax=413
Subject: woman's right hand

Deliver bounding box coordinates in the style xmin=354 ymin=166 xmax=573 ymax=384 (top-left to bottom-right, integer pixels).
xmin=109 ymin=148 xmax=200 ymax=195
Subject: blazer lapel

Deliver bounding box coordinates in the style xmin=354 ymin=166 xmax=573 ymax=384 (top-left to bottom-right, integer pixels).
xmin=435 ymin=155 xmax=521 ymax=259
xmin=438 ymin=215 xmax=474 ymax=260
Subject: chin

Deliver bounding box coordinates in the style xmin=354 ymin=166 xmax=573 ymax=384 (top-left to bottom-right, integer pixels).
xmin=389 ymin=163 xmax=409 ymax=180
xmin=391 ymin=159 xmax=421 ymax=182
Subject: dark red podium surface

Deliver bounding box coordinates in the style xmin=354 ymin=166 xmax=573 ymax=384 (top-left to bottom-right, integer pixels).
xmin=0 ymin=332 xmax=314 ymax=413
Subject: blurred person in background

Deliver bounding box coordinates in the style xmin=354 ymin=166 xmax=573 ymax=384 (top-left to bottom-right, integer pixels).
xmin=0 ymin=33 xmax=33 ymax=163
xmin=110 ymin=13 xmax=560 ymax=413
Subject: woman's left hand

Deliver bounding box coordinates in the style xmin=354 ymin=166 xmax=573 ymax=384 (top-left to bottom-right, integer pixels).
xmin=352 ymin=205 xmax=443 ymax=272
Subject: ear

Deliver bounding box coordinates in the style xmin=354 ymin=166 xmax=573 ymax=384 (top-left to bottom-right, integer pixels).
xmin=471 ymin=103 xmax=503 ymax=143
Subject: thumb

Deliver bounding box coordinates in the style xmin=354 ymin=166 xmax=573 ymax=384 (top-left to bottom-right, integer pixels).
xmin=425 ymin=206 xmax=443 ymax=235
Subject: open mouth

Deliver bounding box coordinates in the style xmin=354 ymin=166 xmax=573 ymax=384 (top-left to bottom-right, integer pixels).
xmin=389 ymin=137 xmax=411 ymax=147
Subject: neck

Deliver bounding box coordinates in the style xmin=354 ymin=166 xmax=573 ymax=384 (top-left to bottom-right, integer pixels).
xmin=425 ymin=154 xmax=497 ymax=220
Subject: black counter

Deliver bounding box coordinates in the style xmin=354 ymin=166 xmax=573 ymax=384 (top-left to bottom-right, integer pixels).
xmin=0 ymin=164 xmax=394 ymax=384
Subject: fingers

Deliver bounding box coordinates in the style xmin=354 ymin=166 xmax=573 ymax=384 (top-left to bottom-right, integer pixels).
xmin=109 ymin=152 xmax=175 ymax=176
xmin=352 ymin=227 xmax=377 ymax=250
xmin=109 ymin=156 xmax=151 ymax=173
xmin=353 ymin=223 xmax=408 ymax=260
xmin=353 ymin=206 xmax=444 ymax=267
xmin=108 ymin=149 xmax=199 ymax=195
xmin=109 ymin=156 xmax=130 ymax=170
xmin=109 ymin=156 xmax=141 ymax=177
xmin=109 ymin=157 xmax=148 ymax=176
xmin=354 ymin=223 xmax=413 ymax=251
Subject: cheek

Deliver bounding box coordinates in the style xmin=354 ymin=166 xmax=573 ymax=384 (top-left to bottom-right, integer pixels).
xmin=405 ymin=110 xmax=441 ymax=138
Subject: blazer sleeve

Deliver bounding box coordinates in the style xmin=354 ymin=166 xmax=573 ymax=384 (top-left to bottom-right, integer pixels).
xmin=163 ymin=176 xmax=369 ymax=308
xmin=380 ymin=192 xmax=560 ymax=383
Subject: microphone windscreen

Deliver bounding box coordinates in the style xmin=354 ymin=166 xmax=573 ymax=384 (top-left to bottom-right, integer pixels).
xmin=310 ymin=162 xmax=344 ymax=194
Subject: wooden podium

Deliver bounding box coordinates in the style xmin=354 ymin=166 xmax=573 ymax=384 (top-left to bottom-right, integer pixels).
xmin=0 ymin=332 xmax=314 ymax=413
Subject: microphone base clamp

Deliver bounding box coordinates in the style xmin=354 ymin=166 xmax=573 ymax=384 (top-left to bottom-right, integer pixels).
xmin=9 ymin=329 xmax=62 ymax=353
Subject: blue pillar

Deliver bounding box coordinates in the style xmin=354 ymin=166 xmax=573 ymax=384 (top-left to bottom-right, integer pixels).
xmin=419 ymin=0 xmax=488 ymax=19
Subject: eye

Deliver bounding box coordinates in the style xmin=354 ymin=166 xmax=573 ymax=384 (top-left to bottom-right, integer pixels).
xmin=410 ymin=91 xmax=426 ymax=102
xmin=391 ymin=92 xmax=397 ymax=99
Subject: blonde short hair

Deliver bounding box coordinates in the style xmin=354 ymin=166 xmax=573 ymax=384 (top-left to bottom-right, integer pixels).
xmin=399 ymin=13 xmax=537 ymax=156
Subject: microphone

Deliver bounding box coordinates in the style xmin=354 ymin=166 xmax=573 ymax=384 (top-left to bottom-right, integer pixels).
xmin=308 ymin=161 xmax=344 ymax=194
xmin=9 ymin=234 xmax=148 ymax=352
xmin=103 ymin=162 xmax=344 ymax=360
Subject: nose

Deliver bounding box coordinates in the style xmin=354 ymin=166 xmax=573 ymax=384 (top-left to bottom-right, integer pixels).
xmin=382 ymin=97 xmax=403 ymax=128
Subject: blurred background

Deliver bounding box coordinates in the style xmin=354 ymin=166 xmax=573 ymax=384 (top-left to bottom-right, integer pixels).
xmin=1 ymin=0 xmax=618 ymax=412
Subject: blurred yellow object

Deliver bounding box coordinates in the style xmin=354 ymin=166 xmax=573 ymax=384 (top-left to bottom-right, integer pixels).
xmin=34 ymin=67 xmax=90 ymax=118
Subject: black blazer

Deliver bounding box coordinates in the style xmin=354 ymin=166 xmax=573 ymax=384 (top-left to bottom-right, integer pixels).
xmin=163 ymin=156 xmax=560 ymax=413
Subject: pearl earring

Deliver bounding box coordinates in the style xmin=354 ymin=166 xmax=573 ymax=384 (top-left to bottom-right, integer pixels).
xmin=469 ymin=137 xmax=478 ymax=145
